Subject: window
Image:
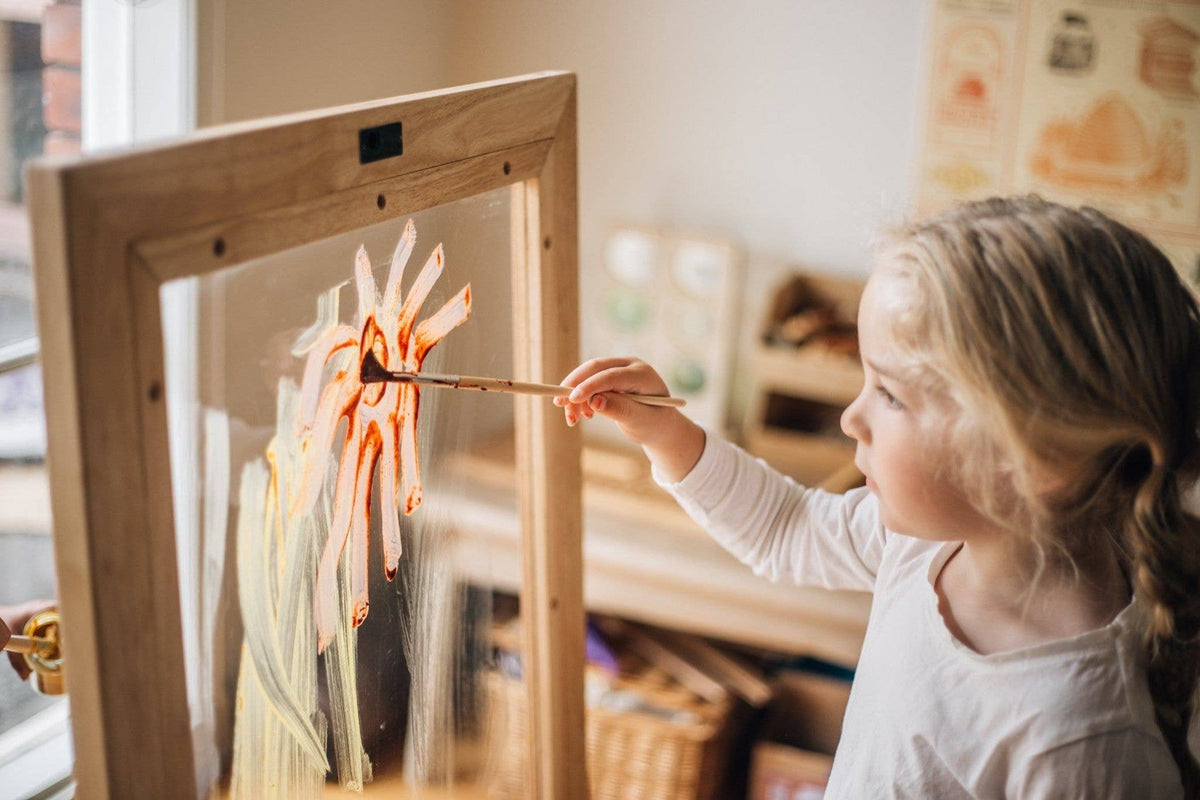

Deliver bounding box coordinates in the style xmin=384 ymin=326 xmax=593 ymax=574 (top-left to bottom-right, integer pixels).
xmin=0 ymin=4 xmax=76 ymax=797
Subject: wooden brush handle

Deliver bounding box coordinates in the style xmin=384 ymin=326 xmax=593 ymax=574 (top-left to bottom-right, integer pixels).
xmin=456 ymin=375 xmax=686 ymax=408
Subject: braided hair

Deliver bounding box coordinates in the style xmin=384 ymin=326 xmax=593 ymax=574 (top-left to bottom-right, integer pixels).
xmin=881 ymin=195 xmax=1200 ymax=792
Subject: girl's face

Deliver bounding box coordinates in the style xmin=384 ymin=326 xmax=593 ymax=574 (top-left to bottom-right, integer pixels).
xmin=840 ymin=270 xmax=994 ymax=542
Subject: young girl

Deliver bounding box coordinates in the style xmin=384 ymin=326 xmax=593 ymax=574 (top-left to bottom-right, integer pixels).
xmin=556 ymin=196 xmax=1199 ymax=798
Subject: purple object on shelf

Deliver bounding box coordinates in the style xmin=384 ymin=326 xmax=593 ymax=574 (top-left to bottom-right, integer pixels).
xmin=586 ymin=619 xmax=620 ymax=676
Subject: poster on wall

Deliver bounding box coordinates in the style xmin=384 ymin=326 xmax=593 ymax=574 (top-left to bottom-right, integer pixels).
xmin=916 ymin=0 xmax=1200 ymax=285
xmin=589 ymin=226 xmax=740 ymax=437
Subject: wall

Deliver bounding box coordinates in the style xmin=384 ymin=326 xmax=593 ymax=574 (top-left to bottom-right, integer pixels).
xmin=450 ymin=1 xmax=925 ymax=274
xmin=198 ymin=0 xmax=453 ymax=125
xmin=446 ymin=1 xmax=927 ymax=422
xmin=201 ymin=0 xmax=929 ymax=424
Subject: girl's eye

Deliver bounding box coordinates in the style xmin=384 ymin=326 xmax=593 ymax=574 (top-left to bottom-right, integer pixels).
xmin=875 ymin=385 xmax=904 ymax=410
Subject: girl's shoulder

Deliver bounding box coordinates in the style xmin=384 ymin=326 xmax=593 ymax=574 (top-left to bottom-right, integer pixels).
xmin=970 ymin=602 xmax=1164 ymax=748
xmin=1002 ymin=621 xmax=1181 ymax=797
xmin=943 ymin=602 xmax=1174 ymax=795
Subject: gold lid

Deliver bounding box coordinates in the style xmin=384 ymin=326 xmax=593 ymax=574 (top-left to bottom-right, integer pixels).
xmin=21 ymin=609 xmax=66 ymax=696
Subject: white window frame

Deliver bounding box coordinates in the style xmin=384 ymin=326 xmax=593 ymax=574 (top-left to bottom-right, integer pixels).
xmin=3 ymin=3 xmax=198 ymax=796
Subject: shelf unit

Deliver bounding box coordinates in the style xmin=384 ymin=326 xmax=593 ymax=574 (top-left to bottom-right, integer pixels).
xmin=743 ymin=271 xmax=865 ymax=487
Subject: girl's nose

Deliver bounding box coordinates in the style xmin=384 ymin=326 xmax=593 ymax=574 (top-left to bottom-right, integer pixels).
xmin=841 ymin=391 xmax=867 ymax=443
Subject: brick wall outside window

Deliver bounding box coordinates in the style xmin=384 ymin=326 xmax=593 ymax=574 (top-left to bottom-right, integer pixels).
xmin=41 ymin=0 xmax=79 ymax=157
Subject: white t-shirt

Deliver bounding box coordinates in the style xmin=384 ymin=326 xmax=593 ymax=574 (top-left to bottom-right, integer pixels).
xmin=654 ymin=434 xmax=1184 ymax=799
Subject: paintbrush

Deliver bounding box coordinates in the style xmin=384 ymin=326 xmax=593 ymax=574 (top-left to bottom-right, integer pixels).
xmin=360 ymin=351 xmax=686 ymax=408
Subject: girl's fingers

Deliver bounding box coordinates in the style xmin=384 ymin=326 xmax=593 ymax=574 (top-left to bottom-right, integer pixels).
xmin=557 ymin=358 xmax=670 ymax=429
xmin=558 ymin=358 xmax=634 ymax=416
xmin=592 ymin=391 xmax=655 ymax=427
xmin=563 ymin=401 xmax=588 ymax=426
xmin=568 ymin=365 xmax=664 ymax=405
xmin=560 ymin=357 xmax=635 ymax=392
xmin=562 ymin=394 xmax=602 ymax=426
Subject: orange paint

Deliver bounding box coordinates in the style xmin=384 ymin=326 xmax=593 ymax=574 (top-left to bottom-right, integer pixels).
xmin=294 ymin=219 xmax=472 ymax=652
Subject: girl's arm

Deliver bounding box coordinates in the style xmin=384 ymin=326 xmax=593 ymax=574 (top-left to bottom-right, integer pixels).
xmin=559 ymin=359 xmax=886 ymax=592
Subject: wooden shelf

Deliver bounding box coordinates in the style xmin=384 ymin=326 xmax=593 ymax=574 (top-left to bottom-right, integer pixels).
xmin=743 ymin=426 xmax=856 ymax=488
xmin=744 ymin=269 xmax=865 ymax=493
xmin=443 ymin=436 xmax=871 ymax=666
xmin=752 ymin=345 xmax=862 ymax=407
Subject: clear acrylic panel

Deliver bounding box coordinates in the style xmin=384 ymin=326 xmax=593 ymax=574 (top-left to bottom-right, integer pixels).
xmin=162 ymin=186 xmax=527 ymax=798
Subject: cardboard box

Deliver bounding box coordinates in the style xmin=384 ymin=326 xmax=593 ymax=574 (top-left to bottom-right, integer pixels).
xmin=747 ymin=671 xmax=852 ymax=800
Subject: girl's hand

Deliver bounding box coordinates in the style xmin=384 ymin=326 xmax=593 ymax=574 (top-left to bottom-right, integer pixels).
xmin=555 ymin=357 xmax=705 ymax=482
xmin=556 ymin=357 xmax=668 ymax=441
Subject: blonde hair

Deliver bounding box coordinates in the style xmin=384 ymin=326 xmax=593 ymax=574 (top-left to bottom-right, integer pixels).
xmin=880 ymin=195 xmax=1200 ymax=790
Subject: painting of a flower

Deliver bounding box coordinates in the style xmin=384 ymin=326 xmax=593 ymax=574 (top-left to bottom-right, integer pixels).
xmin=291 ymin=219 xmax=471 ymax=652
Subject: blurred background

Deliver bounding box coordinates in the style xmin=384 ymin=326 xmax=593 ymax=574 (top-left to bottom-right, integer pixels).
xmin=197 ymin=1 xmax=926 ymax=425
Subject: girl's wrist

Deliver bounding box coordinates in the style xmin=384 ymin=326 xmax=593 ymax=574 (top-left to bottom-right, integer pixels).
xmin=641 ymin=411 xmax=705 ymax=483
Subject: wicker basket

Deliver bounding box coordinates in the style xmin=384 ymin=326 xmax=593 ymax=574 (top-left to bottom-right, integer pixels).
xmin=485 ymin=654 xmax=739 ymax=800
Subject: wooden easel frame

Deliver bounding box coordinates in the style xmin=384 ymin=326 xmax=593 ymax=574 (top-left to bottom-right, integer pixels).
xmin=27 ymin=72 xmax=585 ymax=800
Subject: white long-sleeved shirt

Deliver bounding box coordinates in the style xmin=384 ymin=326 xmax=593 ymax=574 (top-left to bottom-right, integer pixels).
xmin=654 ymin=434 xmax=1184 ymax=799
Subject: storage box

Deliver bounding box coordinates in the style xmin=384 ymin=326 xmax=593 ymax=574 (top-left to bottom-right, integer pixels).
xmin=747 ymin=671 xmax=852 ymax=800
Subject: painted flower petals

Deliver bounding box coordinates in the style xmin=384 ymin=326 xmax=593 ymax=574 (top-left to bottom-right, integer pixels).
xmin=292 ymin=373 xmax=360 ymax=519
xmin=349 ymin=425 xmax=380 ymax=628
xmin=377 ymin=407 xmax=403 ymax=580
xmin=315 ymin=423 xmax=364 ymax=653
xmin=383 ymin=218 xmax=417 ymax=314
xmin=398 ymin=384 xmax=422 ymax=515
xmin=413 ymin=284 xmax=472 ymax=364
xmin=298 ymin=222 xmax=467 ymax=644
xmin=395 ymin=243 xmax=444 ymax=353
xmin=354 ymin=245 xmax=376 ymax=326
xmin=295 ymin=325 xmax=357 ymax=435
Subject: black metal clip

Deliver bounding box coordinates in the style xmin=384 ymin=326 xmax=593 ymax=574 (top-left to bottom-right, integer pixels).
xmin=359 ymin=122 xmax=403 ymax=164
